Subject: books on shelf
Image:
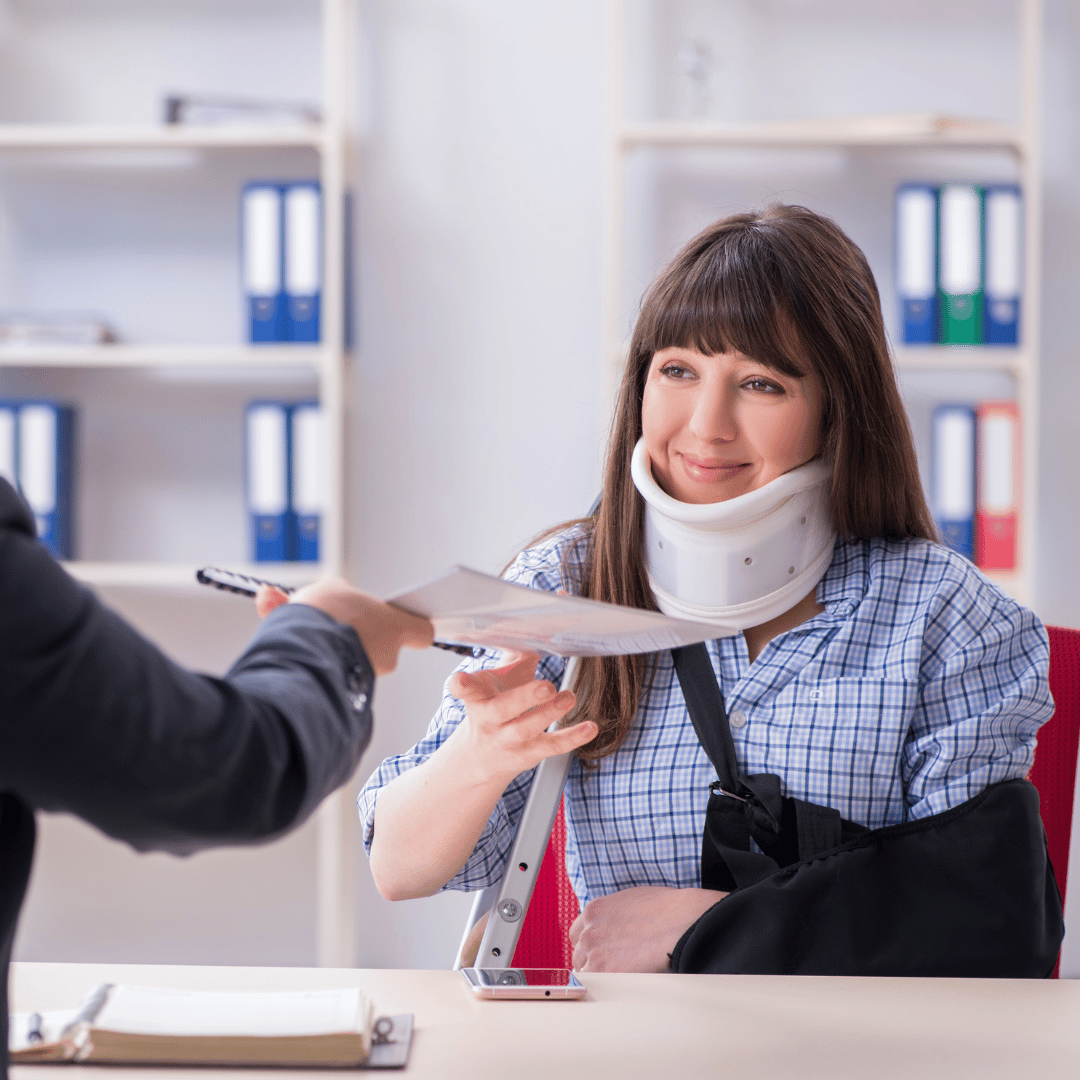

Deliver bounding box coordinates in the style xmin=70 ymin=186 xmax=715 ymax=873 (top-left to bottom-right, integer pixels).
xmin=930 ymin=400 xmax=1019 ymax=571
xmin=0 ymin=312 xmax=116 ymax=346
xmin=896 ymin=184 xmax=938 ymax=344
xmin=164 ymin=94 xmax=320 ymax=128
xmin=242 ymin=181 xmax=322 ymax=344
xmin=975 ymin=400 xmax=1019 ymax=570
xmin=245 ymin=402 xmax=290 ymax=560
xmin=895 ymin=182 xmax=1022 ymax=346
xmin=0 ymin=399 xmax=75 ymax=559
xmin=9 ymin=983 xmax=412 ymax=1069
xmin=931 ymin=404 xmax=976 ymax=559
xmin=290 ymin=402 xmax=325 ymax=562
xmin=983 ymin=185 xmax=1023 ymax=344
xmin=939 ymin=183 xmax=983 ymax=344
xmin=245 ymin=400 xmax=324 ymax=562
xmin=284 ymin=182 xmax=322 ymax=342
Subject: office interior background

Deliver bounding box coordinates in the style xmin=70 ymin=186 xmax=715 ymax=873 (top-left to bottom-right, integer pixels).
xmin=3 ymin=0 xmax=1078 ymax=971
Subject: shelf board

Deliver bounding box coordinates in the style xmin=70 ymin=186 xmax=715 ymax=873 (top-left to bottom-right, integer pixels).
xmin=893 ymin=346 xmax=1026 ymax=374
xmin=0 ymin=124 xmax=324 ymax=151
xmin=64 ymin=561 xmax=326 ymax=590
xmin=619 ymin=113 xmax=1023 ymax=151
xmin=0 ymin=343 xmax=327 ymax=369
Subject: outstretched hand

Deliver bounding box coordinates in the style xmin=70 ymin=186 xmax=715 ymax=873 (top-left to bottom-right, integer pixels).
xmin=256 ymin=579 xmax=434 ymax=675
xmin=448 ymin=653 xmax=597 ymax=783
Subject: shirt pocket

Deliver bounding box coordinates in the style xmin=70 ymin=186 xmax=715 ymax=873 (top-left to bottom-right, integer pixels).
xmin=754 ymin=677 xmax=919 ymax=828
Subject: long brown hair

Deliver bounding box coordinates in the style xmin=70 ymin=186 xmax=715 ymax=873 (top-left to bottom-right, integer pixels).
xmin=560 ymin=204 xmax=935 ymax=760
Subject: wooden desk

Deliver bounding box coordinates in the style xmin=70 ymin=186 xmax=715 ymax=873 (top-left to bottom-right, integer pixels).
xmin=11 ymin=961 xmax=1080 ymax=1080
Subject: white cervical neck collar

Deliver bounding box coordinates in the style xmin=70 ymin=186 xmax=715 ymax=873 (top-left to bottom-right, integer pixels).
xmin=630 ymin=439 xmax=836 ymax=631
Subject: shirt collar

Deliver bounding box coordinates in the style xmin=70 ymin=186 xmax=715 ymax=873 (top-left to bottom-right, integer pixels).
xmin=814 ymin=539 xmax=868 ymax=624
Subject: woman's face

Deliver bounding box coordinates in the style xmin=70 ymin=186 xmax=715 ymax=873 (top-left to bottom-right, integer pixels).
xmin=641 ymin=346 xmax=823 ymax=505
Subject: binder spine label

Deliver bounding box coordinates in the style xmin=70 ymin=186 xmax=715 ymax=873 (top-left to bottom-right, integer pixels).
xmin=983 ymin=186 xmax=1022 ymax=346
xmin=896 ymin=185 xmax=938 ymax=344
xmin=932 ymin=405 xmax=976 ymax=559
xmin=246 ymin=404 xmax=290 ymax=561
xmin=289 ymin=403 xmax=324 ymax=562
xmin=243 ymin=185 xmax=286 ymax=343
xmin=975 ymin=402 xmax=1019 ymax=570
xmin=938 ymin=184 xmax=984 ymax=345
xmin=284 ymin=183 xmax=322 ymax=343
xmin=15 ymin=402 xmax=74 ymax=559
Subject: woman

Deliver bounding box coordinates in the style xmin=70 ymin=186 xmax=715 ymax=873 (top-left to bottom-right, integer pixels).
xmin=358 ymin=205 xmax=1059 ymax=975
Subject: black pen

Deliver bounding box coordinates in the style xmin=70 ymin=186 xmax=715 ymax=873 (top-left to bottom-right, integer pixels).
xmin=195 ymin=567 xmax=482 ymax=658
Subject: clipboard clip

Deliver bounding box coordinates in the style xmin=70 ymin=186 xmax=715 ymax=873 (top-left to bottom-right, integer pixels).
xmin=365 ymin=1014 xmax=414 ymax=1069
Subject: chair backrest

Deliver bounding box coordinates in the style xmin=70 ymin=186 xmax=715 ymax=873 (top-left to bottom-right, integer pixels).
xmin=1030 ymin=626 xmax=1080 ymax=900
xmin=509 ymin=797 xmax=579 ymax=969
xmin=1028 ymin=625 xmax=1080 ymax=977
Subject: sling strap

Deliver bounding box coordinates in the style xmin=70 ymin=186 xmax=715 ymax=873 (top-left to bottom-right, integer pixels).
xmin=671 ymin=642 xmax=868 ymax=892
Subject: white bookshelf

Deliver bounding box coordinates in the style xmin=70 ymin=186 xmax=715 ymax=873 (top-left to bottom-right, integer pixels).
xmin=0 ymin=344 xmax=329 ymax=370
xmin=62 ymin=560 xmax=325 ymax=590
xmin=618 ymin=115 xmax=1023 ymax=151
xmin=0 ymin=0 xmax=360 ymax=966
xmin=0 ymin=124 xmax=324 ymax=150
xmin=603 ymin=0 xmax=1042 ymax=611
xmin=892 ymin=346 xmax=1029 ymax=376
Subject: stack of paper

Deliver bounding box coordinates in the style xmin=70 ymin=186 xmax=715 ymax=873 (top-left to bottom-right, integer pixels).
xmin=389 ymin=565 xmax=737 ymax=657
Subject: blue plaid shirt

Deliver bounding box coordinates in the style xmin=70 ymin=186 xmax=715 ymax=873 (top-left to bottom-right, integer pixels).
xmin=357 ymin=531 xmax=1052 ymax=906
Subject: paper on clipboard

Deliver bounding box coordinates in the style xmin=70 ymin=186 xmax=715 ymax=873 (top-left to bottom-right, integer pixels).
xmin=388 ymin=565 xmax=737 ymax=657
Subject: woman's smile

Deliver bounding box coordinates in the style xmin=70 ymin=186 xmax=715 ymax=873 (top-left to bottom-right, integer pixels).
xmin=677 ymin=454 xmax=751 ymax=489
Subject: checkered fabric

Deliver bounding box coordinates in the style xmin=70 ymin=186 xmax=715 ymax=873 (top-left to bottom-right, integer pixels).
xmin=358 ymin=530 xmax=1052 ymax=907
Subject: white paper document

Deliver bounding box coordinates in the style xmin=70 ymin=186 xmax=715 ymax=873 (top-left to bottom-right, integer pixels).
xmin=388 ymin=565 xmax=736 ymax=657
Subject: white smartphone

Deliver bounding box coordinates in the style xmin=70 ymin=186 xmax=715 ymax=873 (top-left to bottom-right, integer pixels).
xmin=460 ymin=967 xmax=586 ymax=1000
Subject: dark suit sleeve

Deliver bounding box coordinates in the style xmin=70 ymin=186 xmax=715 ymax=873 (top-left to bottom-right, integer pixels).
xmin=0 ymin=480 xmax=374 ymax=852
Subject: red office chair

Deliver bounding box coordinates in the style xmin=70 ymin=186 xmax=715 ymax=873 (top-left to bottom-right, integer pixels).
xmin=1030 ymin=625 xmax=1080 ymax=978
xmin=507 ymin=628 xmax=1080 ymax=974
xmin=509 ymin=798 xmax=578 ymax=969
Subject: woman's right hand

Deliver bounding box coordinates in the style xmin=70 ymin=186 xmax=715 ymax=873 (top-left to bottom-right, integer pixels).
xmin=368 ymin=651 xmax=596 ymax=901
xmin=447 ymin=652 xmax=597 ymax=784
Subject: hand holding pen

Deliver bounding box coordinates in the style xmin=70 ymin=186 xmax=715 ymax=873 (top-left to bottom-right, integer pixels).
xmin=196 ymin=567 xmax=480 ymax=673
xmin=197 ymin=567 xmax=435 ymax=675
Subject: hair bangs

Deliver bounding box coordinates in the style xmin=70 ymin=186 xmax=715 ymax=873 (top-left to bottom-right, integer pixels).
xmin=637 ymin=227 xmax=809 ymax=379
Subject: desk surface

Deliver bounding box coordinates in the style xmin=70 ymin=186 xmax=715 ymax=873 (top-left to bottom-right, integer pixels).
xmin=11 ymin=961 xmax=1080 ymax=1080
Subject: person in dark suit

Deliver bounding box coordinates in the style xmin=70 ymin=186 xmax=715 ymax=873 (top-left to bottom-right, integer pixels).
xmin=0 ymin=476 xmax=432 ymax=1075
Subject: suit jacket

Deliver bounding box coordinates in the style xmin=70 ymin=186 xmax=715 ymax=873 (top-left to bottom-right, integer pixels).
xmin=0 ymin=478 xmax=375 ymax=1076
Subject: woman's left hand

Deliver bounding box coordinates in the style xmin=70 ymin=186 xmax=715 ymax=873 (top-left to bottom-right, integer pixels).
xmin=568 ymin=886 xmax=726 ymax=972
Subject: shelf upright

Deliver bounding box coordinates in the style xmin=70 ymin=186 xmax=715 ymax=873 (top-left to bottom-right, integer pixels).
xmin=313 ymin=0 xmax=359 ymax=971
xmin=603 ymin=0 xmax=1042 ymax=611
xmin=1015 ymin=0 xmax=1043 ymax=615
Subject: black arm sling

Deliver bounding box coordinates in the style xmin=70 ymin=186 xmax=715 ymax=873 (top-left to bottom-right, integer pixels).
xmin=669 ymin=642 xmax=1064 ymax=977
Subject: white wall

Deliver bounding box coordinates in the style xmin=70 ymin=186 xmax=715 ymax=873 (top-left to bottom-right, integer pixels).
xmin=8 ymin=0 xmax=1080 ymax=970
xmin=347 ymin=0 xmax=607 ymax=968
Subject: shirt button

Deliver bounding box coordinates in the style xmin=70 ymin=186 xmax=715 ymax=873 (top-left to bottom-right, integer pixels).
xmin=346 ymin=666 xmax=370 ymax=711
xmin=729 ymin=709 xmax=748 ymax=729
